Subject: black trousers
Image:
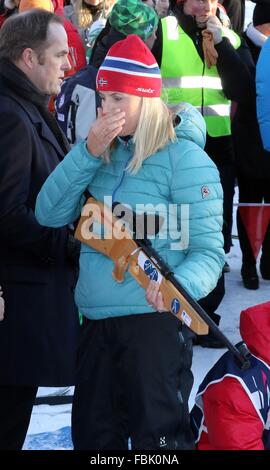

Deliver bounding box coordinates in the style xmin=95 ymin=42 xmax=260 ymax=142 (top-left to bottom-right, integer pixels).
xmin=0 ymin=385 xmax=38 ymax=450
xmin=198 ymin=274 xmax=225 ymax=319
xmin=205 ymin=136 xmax=235 ymax=255
xmin=72 ymin=313 xmax=194 ymax=450
xmin=218 ymin=162 xmax=235 ymax=254
xmin=237 ymin=174 xmax=270 ymax=265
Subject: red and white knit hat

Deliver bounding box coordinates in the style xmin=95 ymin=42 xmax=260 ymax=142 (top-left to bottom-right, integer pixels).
xmin=96 ymin=35 xmax=162 ymax=98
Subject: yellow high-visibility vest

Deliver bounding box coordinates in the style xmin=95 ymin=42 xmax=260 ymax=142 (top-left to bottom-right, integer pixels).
xmin=161 ymin=16 xmax=241 ymax=137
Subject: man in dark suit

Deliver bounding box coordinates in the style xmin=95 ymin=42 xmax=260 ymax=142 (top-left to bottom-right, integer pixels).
xmin=0 ymin=9 xmax=80 ymax=449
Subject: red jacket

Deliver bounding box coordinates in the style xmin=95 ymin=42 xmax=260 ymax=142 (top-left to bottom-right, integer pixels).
xmin=63 ymin=18 xmax=87 ymax=76
xmin=52 ymin=0 xmax=86 ymax=75
xmin=194 ymin=301 xmax=270 ymax=450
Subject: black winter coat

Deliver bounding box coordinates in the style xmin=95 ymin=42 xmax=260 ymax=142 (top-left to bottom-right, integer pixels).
xmin=232 ymin=33 xmax=270 ymax=179
xmin=0 ymin=79 xmax=80 ymax=386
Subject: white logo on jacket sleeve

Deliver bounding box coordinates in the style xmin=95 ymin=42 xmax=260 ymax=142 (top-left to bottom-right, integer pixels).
xmin=201 ymin=186 xmax=210 ymax=199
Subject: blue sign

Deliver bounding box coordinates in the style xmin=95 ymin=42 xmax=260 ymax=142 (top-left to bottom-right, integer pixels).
xmin=171 ymin=298 xmax=180 ymax=315
xmin=144 ymin=259 xmax=158 ymax=281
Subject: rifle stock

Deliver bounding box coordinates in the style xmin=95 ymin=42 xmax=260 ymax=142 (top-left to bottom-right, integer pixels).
xmin=75 ymin=197 xmax=251 ymax=369
xmin=75 ymin=197 xmax=208 ymax=335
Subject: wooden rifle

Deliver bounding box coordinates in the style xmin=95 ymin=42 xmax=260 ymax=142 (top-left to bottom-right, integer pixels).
xmin=75 ymin=196 xmax=250 ymax=369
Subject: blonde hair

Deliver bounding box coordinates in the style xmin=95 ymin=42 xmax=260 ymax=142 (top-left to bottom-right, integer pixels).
xmin=74 ymin=0 xmax=114 ymax=28
xmin=104 ymin=97 xmax=176 ymax=174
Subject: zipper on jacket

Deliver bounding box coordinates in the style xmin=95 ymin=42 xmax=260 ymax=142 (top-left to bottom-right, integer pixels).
xmin=194 ymin=30 xmax=205 ymax=119
xmin=195 ymin=30 xmax=200 ymax=46
xmin=201 ymin=61 xmax=205 ymax=117
xmin=111 ymin=142 xmax=132 ymax=204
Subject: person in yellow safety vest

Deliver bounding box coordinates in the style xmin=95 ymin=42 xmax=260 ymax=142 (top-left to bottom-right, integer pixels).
xmin=161 ymin=14 xmax=240 ymax=137
xmin=152 ymin=0 xmax=255 ymax=348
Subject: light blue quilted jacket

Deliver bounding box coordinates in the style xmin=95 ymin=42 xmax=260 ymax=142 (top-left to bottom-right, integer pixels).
xmin=36 ymin=104 xmax=224 ymax=320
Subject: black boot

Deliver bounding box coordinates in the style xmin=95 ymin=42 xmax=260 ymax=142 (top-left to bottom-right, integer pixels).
xmin=194 ymin=313 xmax=225 ymax=349
xmin=196 ymin=330 xmax=225 ymax=348
xmin=223 ymin=261 xmax=230 ymax=273
xmin=260 ymin=222 xmax=270 ymax=279
xmin=241 ymin=263 xmax=259 ymax=290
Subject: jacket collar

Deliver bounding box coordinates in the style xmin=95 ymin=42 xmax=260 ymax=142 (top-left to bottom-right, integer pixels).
xmin=5 ymin=88 xmax=66 ymax=158
xmin=117 ymin=135 xmax=134 ymax=150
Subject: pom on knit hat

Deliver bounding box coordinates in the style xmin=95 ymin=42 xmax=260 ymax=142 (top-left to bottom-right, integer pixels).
xmin=96 ymin=34 xmax=162 ymax=98
xmin=252 ymin=0 xmax=270 ymax=26
xmin=109 ymin=0 xmax=158 ymax=40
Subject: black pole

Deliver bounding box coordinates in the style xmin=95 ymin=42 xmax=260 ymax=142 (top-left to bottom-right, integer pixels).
xmin=111 ymin=201 xmax=251 ymax=369
xmin=137 ymin=239 xmax=251 ymax=370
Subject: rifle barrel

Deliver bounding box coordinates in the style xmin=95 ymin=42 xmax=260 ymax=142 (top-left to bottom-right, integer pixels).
xmin=137 ymin=239 xmax=251 ymax=370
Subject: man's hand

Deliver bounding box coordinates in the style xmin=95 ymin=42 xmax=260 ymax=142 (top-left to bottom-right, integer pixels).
xmin=206 ymin=15 xmax=223 ymax=45
xmin=86 ymin=107 xmax=125 ymax=157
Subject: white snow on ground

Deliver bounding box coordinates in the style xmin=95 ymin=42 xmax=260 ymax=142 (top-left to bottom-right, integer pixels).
xmin=25 ymin=404 xmax=72 ymax=435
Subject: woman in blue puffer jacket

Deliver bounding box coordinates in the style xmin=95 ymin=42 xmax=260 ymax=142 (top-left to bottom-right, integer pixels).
xmin=36 ymin=35 xmax=224 ymax=450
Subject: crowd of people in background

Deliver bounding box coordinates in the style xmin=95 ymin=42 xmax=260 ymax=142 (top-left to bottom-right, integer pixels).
xmin=0 ymin=0 xmax=270 ymax=451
